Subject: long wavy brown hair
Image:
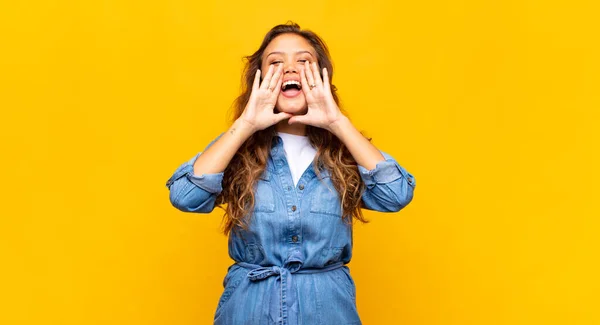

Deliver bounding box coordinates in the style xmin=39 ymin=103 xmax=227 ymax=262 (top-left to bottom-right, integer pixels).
xmin=216 ymin=22 xmax=370 ymax=234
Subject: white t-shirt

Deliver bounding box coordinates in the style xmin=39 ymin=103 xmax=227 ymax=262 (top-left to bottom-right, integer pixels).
xmin=277 ymin=132 xmax=317 ymax=186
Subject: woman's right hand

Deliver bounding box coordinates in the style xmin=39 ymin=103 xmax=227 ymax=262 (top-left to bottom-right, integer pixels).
xmin=239 ymin=64 xmax=291 ymax=132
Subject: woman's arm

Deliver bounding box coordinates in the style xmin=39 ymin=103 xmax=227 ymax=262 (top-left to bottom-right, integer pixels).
xmin=192 ymin=118 xmax=255 ymax=175
xmin=287 ymin=62 xmax=416 ymax=212
xmin=329 ymin=116 xmax=416 ymax=212
xmin=165 ymin=119 xmax=255 ymax=213
xmin=166 ymin=119 xmax=256 ymax=213
xmin=165 ymin=131 xmax=228 ymax=213
xmin=328 ymin=115 xmax=384 ymax=170
xmin=166 ymin=65 xmax=290 ymax=213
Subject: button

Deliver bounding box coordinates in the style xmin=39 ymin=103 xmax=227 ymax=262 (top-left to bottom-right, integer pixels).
xmin=291 ymin=205 xmax=297 ymax=212
xmin=291 ymin=235 xmax=298 ymax=243
xmin=287 ymin=186 xmax=292 ymax=191
xmin=407 ymin=177 xmax=413 ymax=184
xmin=299 ymin=184 xmax=304 ymax=190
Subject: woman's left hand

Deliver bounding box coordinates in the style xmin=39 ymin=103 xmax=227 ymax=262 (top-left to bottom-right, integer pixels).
xmin=288 ymin=61 xmax=344 ymax=132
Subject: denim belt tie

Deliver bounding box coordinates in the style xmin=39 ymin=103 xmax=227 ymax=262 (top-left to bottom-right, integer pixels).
xmin=236 ymin=261 xmax=345 ymax=325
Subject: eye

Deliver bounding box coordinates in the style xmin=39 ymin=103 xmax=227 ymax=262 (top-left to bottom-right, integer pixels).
xmin=298 ymin=59 xmax=308 ymax=63
xmin=270 ymin=61 xmax=282 ymax=65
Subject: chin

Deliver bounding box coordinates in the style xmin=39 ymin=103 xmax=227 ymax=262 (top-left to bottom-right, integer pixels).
xmin=276 ymin=99 xmax=308 ymax=115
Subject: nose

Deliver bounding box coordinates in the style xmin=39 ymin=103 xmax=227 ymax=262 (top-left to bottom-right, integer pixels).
xmin=283 ymin=61 xmax=297 ymax=74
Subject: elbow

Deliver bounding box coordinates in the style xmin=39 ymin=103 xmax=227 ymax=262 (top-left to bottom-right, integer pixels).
xmin=393 ymin=188 xmax=415 ymax=212
xmin=170 ymin=189 xmax=190 ymax=212
xmin=387 ymin=182 xmax=415 ymax=212
xmin=168 ymin=183 xmax=217 ymax=214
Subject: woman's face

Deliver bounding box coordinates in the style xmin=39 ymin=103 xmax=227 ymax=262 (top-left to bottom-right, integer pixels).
xmin=261 ymin=33 xmax=317 ymax=115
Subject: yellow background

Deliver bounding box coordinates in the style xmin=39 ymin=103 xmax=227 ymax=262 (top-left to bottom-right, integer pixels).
xmin=1 ymin=0 xmax=598 ymax=324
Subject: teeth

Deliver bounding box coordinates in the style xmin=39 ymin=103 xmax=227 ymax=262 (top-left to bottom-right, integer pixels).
xmin=282 ymin=80 xmax=301 ymax=89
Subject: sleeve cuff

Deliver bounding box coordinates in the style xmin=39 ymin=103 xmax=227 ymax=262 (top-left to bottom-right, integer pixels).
xmin=358 ymin=151 xmax=415 ymax=187
xmin=165 ymin=150 xmax=225 ymax=194
xmin=187 ymin=171 xmax=224 ymax=194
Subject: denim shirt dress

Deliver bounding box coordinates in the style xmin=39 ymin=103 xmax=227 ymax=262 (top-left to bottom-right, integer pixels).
xmin=166 ymin=133 xmax=416 ymax=325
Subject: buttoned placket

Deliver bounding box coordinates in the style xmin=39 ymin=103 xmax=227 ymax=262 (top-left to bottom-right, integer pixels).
xmin=271 ymin=137 xmax=310 ymax=245
xmin=268 ymin=137 xmax=315 ymax=325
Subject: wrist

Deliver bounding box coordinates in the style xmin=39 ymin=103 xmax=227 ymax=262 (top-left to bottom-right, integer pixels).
xmin=232 ymin=117 xmax=257 ymax=138
xmin=327 ymin=115 xmax=351 ymax=136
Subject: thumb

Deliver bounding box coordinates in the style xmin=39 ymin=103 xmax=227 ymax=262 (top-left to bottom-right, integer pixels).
xmin=274 ymin=112 xmax=292 ymax=124
xmin=288 ymin=115 xmax=310 ymax=125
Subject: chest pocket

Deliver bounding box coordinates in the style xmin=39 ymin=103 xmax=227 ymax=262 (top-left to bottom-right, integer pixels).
xmin=310 ymin=175 xmax=343 ymax=217
xmin=253 ymin=169 xmax=275 ymax=213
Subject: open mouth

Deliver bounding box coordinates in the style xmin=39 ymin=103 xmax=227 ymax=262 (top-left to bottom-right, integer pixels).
xmin=281 ymin=80 xmax=302 ymax=98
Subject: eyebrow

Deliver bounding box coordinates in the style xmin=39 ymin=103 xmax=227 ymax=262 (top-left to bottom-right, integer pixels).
xmin=266 ymin=50 xmax=314 ymax=59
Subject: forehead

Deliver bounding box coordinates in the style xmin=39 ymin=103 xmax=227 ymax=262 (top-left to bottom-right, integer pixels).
xmin=263 ymin=33 xmax=315 ymax=56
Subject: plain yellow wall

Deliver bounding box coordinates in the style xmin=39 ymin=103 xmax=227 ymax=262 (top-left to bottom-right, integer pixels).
xmin=1 ymin=0 xmax=599 ymax=324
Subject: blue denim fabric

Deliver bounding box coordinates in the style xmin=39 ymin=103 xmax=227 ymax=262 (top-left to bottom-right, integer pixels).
xmin=166 ymin=133 xmax=416 ymax=325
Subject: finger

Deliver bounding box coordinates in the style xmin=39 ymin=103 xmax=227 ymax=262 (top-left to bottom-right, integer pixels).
xmin=299 ymin=68 xmax=311 ymax=97
xmin=304 ymin=61 xmax=315 ymax=89
xmin=269 ymin=64 xmax=283 ymax=92
xmin=288 ymin=114 xmax=310 ymax=125
xmin=271 ymin=69 xmax=284 ymax=96
xmin=311 ymin=62 xmax=323 ymax=88
xmin=252 ymin=69 xmax=261 ymax=92
xmin=260 ymin=64 xmax=274 ymax=90
xmin=274 ymin=112 xmax=292 ymax=124
xmin=322 ymin=67 xmax=330 ymax=92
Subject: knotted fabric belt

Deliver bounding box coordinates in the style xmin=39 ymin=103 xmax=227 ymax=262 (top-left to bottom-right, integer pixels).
xmin=236 ymin=261 xmax=345 ymax=325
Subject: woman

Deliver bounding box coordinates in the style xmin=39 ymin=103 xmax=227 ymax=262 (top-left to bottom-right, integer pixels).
xmin=166 ymin=22 xmax=416 ymax=325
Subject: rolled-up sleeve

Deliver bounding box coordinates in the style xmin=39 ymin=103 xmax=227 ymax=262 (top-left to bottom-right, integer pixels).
xmin=166 ymin=133 xmax=224 ymax=213
xmin=358 ymin=150 xmax=416 ymax=212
